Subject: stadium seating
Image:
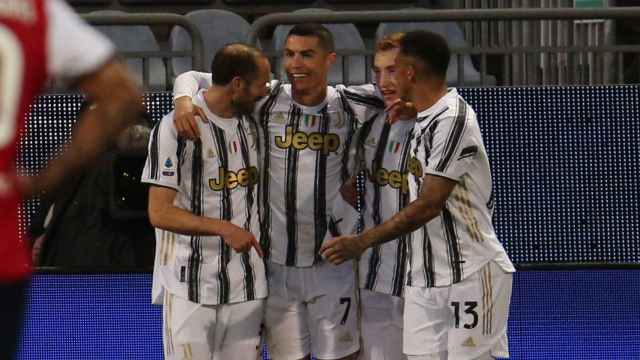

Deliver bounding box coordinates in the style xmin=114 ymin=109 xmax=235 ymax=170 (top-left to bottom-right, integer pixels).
xmin=376 ymin=16 xmax=495 ymax=86
xmin=91 ymin=10 xmax=168 ymax=89
xmin=272 ymin=8 xmax=368 ymax=85
xmin=170 ymin=9 xmax=253 ymax=76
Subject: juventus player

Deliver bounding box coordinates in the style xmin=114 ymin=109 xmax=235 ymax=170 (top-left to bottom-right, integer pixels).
xmin=173 ymin=24 xmax=382 ymax=360
xmin=143 ymin=44 xmax=269 ymax=360
xmin=0 ymin=0 xmax=142 ymax=357
xmin=338 ymin=32 xmax=413 ymax=360
xmin=322 ymin=31 xmax=515 ymax=360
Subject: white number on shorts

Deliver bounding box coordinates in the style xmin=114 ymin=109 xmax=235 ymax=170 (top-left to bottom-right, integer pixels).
xmin=451 ymin=301 xmax=479 ymax=329
xmin=339 ymin=297 xmax=351 ymax=325
xmin=0 ymin=25 xmax=25 ymax=150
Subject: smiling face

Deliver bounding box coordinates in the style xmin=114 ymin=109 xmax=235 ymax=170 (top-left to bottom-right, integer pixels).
xmin=283 ymin=34 xmax=336 ymax=96
xmin=373 ymin=48 xmax=400 ymax=107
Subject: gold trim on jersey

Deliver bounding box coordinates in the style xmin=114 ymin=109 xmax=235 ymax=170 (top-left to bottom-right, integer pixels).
xmin=453 ymin=180 xmax=484 ymax=243
xmin=163 ymin=291 xmax=175 ymax=356
xmin=160 ymin=231 xmax=176 ymax=266
xmin=481 ymin=264 xmax=494 ymax=336
xmin=182 ymin=344 xmax=193 ymax=360
xmin=407 ymin=156 xmax=423 ymax=179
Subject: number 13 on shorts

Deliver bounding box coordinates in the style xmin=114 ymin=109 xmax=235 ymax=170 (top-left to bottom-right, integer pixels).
xmin=451 ymin=301 xmax=479 ymax=330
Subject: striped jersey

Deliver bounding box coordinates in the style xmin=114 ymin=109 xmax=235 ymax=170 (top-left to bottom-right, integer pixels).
xmin=353 ymin=112 xmax=415 ymax=297
xmin=142 ymin=90 xmax=266 ymax=305
xmin=172 ymin=71 xmax=384 ymax=267
xmin=259 ymin=83 xmax=383 ymax=266
xmin=407 ymin=88 xmax=515 ymax=288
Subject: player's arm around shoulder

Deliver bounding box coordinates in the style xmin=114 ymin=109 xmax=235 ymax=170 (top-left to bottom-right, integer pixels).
xmin=173 ymin=71 xmax=212 ymax=100
xmin=338 ymin=84 xmax=385 ymax=126
xmin=173 ymin=71 xmax=212 ymax=140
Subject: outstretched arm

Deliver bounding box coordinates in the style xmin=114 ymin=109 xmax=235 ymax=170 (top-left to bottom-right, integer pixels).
xmin=321 ymin=174 xmax=455 ymax=264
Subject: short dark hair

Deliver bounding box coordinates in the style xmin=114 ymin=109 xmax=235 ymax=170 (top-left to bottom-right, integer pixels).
xmin=210 ymin=43 xmax=264 ymax=86
xmin=398 ymin=30 xmax=450 ymax=79
xmin=286 ymin=23 xmax=335 ymax=53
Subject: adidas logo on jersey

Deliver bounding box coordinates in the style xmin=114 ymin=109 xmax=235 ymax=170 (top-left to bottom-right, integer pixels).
xmin=272 ymin=112 xmax=287 ymax=124
xmin=462 ymin=336 xmax=476 ymax=347
xmin=209 ymin=166 xmax=258 ymax=191
xmin=275 ymin=126 xmax=340 ymax=155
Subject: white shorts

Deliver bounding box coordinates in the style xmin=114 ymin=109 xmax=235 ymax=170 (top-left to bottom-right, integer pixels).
xmin=404 ymin=261 xmax=513 ymax=360
xmin=162 ymin=290 xmax=264 ymax=360
xmin=265 ymin=260 xmax=360 ymax=360
xmin=360 ymin=289 xmax=406 ymax=360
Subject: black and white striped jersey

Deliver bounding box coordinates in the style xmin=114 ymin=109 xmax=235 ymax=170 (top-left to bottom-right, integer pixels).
xmin=142 ymin=90 xmax=267 ymax=305
xmin=352 ymin=112 xmax=414 ymax=297
xmin=407 ymin=88 xmax=515 ymax=288
xmin=259 ymin=84 xmax=382 ymax=266
xmin=173 ymin=72 xmax=383 ymax=267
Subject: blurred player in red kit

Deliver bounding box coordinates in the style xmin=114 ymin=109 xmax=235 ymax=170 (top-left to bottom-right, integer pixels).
xmin=0 ymin=0 xmax=142 ymax=357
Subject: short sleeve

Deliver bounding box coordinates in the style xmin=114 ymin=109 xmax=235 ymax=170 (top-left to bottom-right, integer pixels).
xmin=46 ymin=0 xmax=114 ymax=81
xmin=173 ymin=71 xmax=212 ymax=101
xmin=423 ymin=109 xmax=480 ymax=182
xmin=141 ymin=113 xmax=182 ymax=191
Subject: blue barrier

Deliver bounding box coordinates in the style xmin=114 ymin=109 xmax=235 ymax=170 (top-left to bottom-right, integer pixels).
xmin=17 ymin=270 xmax=640 ymax=359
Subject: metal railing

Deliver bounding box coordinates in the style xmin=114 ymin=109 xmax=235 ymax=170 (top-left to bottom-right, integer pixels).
xmin=248 ymin=7 xmax=640 ymax=86
xmin=81 ymin=13 xmax=205 ymax=89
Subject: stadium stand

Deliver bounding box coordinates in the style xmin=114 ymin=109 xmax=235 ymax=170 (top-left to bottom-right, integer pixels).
xmin=170 ymin=9 xmax=253 ymax=77
xmin=69 ymin=1 xmax=640 ymax=88
xmin=376 ymin=17 xmax=495 ymax=85
xmin=272 ymin=8 xmax=368 ymax=85
xmin=91 ymin=10 xmax=168 ymax=89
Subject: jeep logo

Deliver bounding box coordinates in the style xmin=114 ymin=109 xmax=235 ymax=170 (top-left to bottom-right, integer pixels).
xmin=209 ymin=166 xmax=259 ymax=191
xmin=275 ymin=126 xmax=340 ymax=155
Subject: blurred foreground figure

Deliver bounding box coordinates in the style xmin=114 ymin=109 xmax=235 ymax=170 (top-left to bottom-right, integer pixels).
xmin=0 ymin=0 xmax=142 ymax=357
